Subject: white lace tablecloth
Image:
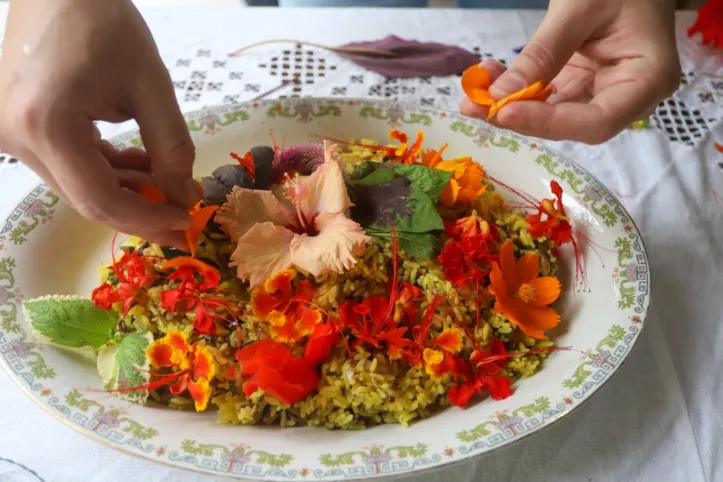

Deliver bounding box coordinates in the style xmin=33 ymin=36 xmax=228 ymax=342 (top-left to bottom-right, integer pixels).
xmin=1 ymin=6 xmax=721 ymax=482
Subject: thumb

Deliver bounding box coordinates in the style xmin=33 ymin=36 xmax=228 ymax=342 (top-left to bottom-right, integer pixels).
xmin=133 ymin=68 xmax=202 ymax=209
xmin=489 ymin=5 xmax=594 ymax=99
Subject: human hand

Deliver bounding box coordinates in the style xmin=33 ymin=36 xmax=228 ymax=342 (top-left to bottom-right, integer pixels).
xmin=460 ymin=0 xmax=680 ymax=144
xmin=0 ymin=0 xmax=201 ymax=247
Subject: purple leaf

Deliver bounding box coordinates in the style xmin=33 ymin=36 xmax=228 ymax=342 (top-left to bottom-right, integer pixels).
xmin=337 ymin=35 xmax=481 ymax=78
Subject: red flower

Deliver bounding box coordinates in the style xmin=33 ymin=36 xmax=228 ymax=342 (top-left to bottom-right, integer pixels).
xmin=91 ymin=251 xmax=155 ymax=315
xmin=526 ymin=181 xmax=572 ymax=246
xmin=251 ymin=270 xmax=322 ymax=344
xmin=439 ymin=235 xmax=496 ymax=288
xmin=447 ymin=339 xmax=513 ymax=407
xmin=235 ymin=322 xmax=339 ymax=406
xmin=159 ymin=257 xmax=232 ymax=335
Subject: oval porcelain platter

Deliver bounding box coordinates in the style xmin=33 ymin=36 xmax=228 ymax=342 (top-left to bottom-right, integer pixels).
xmin=0 ymin=98 xmax=648 ymax=481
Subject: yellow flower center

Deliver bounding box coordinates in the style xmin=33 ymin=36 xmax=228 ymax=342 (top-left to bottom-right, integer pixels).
xmin=423 ymin=348 xmax=444 ymax=366
xmin=518 ymin=283 xmax=536 ymax=303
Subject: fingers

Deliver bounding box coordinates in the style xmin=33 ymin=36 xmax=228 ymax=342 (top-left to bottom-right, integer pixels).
xmin=494 ymin=75 xmax=660 ymax=144
xmin=41 ymin=117 xmax=192 ymax=233
xmin=131 ymin=67 xmax=202 ymax=209
xmin=459 ymin=59 xmax=506 ymax=119
xmin=489 ymin=2 xmax=601 ymax=99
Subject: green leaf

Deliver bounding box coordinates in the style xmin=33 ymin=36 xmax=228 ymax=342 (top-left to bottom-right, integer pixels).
xmin=396 ymin=190 xmax=444 ymax=233
xmin=367 ymin=229 xmax=439 ymax=259
xmin=23 ymin=296 xmax=117 ymax=349
xmin=394 ymin=164 xmax=452 ymax=201
xmin=97 ymin=331 xmax=153 ymax=404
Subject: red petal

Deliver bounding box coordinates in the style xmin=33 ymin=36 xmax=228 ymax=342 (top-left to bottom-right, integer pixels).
xmin=303 ymin=322 xmax=339 ymax=366
xmin=480 ymin=374 xmax=513 ymax=400
xmin=448 ymin=382 xmax=477 ymax=408
xmin=193 ymin=304 xmax=217 ymax=335
xmin=169 ymin=373 xmax=189 ymax=395
xmin=91 ymin=283 xmax=122 ymax=310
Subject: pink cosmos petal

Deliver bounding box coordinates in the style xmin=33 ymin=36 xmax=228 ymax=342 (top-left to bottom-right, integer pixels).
xmin=230 ymin=222 xmax=295 ymax=287
xmin=216 ymin=187 xmax=298 ymax=241
xmin=290 ymin=212 xmax=371 ymax=276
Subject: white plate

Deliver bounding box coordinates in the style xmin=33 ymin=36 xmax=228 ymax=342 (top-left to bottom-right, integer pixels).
xmin=0 ymin=98 xmax=649 ymax=481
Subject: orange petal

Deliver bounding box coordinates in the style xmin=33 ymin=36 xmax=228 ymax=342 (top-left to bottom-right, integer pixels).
xmin=715 ymin=142 xmax=723 ymax=153
xmin=433 ymin=327 xmax=464 ymax=354
xmin=146 ymin=341 xmax=175 ymax=369
xmin=528 ymin=276 xmax=562 ymax=307
xmin=139 ymin=182 xmax=168 ymax=203
xmin=165 ymin=330 xmax=191 ymax=355
xmin=264 ymin=269 xmax=296 ymax=298
xmin=186 ymin=205 xmax=220 ymax=257
xmin=294 ymin=304 xmax=322 ymax=338
xmin=440 ymin=179 xmax=461 ymax=208
xmin=421 ymin=144 xmax=448 ymax=168
xmin=407 ymin=131 xmax=425 ymax=159
xmin=191 ymin=344 xmax=217 ymax=381
xmin=161 ymin=257 xmax=218 ymax=275
xmin=488 ymin=262 xmax=509 ymax=300
xmin=230 ymin=150 xmax=256 ymax=182
xmin=188 ymin=377 xmax=212 ymax=411
xmin=515 ymin=253 xmax=540 ymax=285
xmin=499 ymin=240 xmax=517 ymax=289
xmin=271 ymin=323 xmax=300 ymax=344
xmin=461 ymin=64 xmax=496 ymax=106
xmin=389 ymin=129 xmax=409 ymax=144
xmin=435 ymin=159 xmax=468 ymax=179
xmin=488 ymin=81 xmax=552 ymax=120
xmin=251 ymin=288 xmax=284 ymax=318
xmin=497 ymin=299 xmax=559 ymax=340
xmin=423 ymin=348 xmax=444 ymax=366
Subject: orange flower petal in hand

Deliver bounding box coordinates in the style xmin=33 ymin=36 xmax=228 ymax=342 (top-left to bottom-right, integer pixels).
xmin=487 ymin=81 xmax=553 ymax=120
xmin=186 ymin=203 xmax=220 ymax=257
xmin=461 ymin=64 xmax=495 ymax=106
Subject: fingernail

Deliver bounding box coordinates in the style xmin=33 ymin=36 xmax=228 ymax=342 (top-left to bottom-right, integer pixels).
xmin=490 ymin=71 xmax=526 ymax=99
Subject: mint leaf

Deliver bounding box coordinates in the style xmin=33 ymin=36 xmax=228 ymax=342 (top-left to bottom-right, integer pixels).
xmin=97 ymin=331 xmax=153 ymax=404
xmin=396 ymin=190 xmax=444 ymax=233
xmin=23 ymin=296 xmax=117 ymax=349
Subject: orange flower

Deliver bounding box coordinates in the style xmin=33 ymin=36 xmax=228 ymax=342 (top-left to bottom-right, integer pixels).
xmin=389 ymin=130 xmax=424 ymax=164
xmin=488 ymin=240 xmax=561 ymax=339
xmin=146 ymin=330 xmax=217 ymax=411
xmin=251 ymin=269 xmax=322 ymax=344
xmin=230 ymin=150 xmax=255 ymax=182
xmin=461 ymin=64 xmax=553 ymax=120
xmin=422 ymin=327 xmax=464 ymax=377
xmin=139 ymin=182 xmax=219 ymax=256
xmin=421 ymin=148 xmax=487 ymax=207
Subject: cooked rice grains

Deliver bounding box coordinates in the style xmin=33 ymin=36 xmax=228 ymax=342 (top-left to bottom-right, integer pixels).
xmin=100 ymin=142 xmax=558 ymax=429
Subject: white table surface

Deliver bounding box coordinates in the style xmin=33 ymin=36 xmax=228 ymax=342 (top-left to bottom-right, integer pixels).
xmin=0 ymin=5 xmax=721 ymax=482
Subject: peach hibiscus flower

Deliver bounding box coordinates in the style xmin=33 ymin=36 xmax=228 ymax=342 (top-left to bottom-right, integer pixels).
xmin=216 ymin=141 xmax=371 ymax=287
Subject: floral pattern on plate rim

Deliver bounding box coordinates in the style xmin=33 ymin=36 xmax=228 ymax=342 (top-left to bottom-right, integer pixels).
xmin=0 ymin=99 xmax=650 ymax=480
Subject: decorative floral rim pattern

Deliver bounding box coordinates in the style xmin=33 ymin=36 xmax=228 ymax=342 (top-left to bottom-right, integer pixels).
xmin=0 ymin=98 xmax=650 ymax=481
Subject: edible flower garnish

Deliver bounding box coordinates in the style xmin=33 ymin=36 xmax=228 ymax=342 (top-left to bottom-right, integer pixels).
xmin=251 ymin=269 xmax=322 ymax=344
xmin=439 ymin=214 xmax=498 ymax=290
xmin=461 ymin=64 xmax=553 ymax=120
xmin=422 ymin=148 xmax=487 ymax=207
xmin=230 ymin=150 xmax=256 ymax=182
xmin=91 ymin=251 xmax=154 ymax=315
xmin=216 ymin=141 xmax=371 ymax=287
xmin=388 ymin=130 xmax=425 ymax=164
xmin=145 ymin=330 xmax=218 ymax=411
xmin=488 ymin=240 xmax=561 ymax=339
xmin=525 ymin=180 xmax=571 ymax=246
xmin=159 ymin=257 xmax=237 ymax=335
xmin=139 ymin=182 xmax=219 ymax=256
xmin=235 ymin=322 xmax=339 ymax=406
xmin=447 ymin=338 xmax=512 ymax=407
